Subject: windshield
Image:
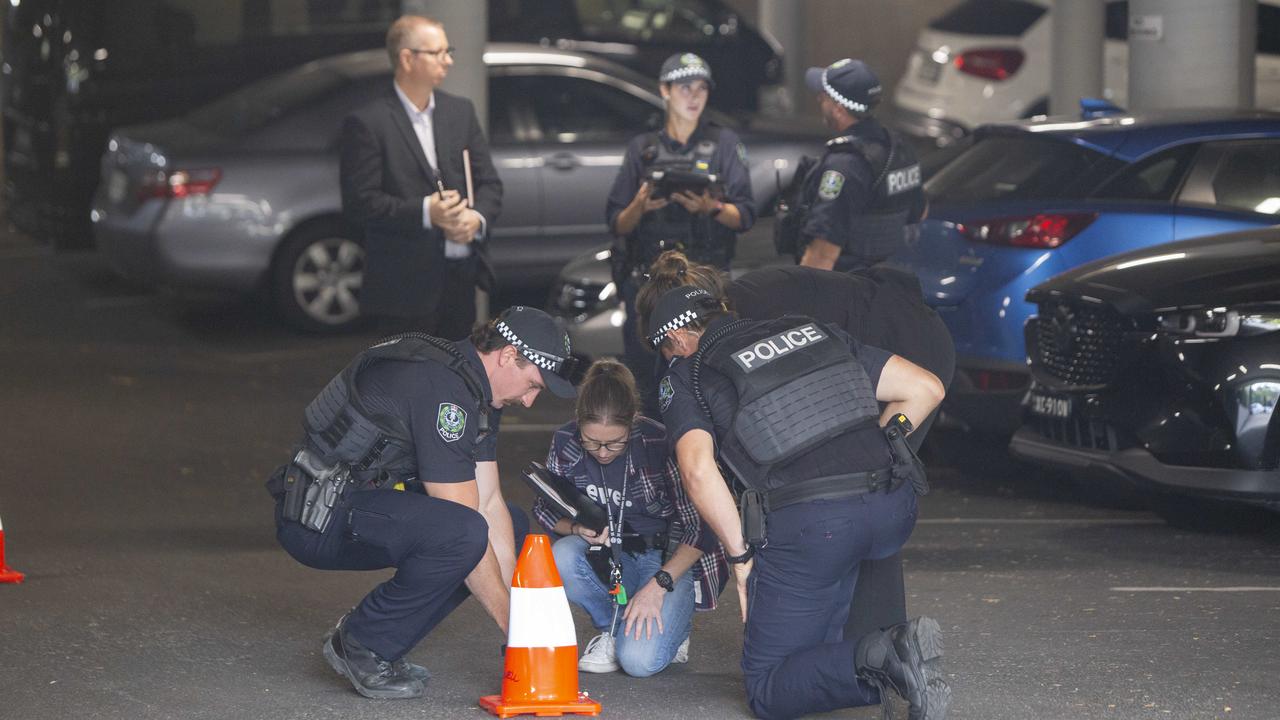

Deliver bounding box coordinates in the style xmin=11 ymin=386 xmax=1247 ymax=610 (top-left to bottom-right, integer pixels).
xmin=928 ymin=0 xmax=1047 ymax=36
xmin=926 ymin=133 xmax=1110 ymax=203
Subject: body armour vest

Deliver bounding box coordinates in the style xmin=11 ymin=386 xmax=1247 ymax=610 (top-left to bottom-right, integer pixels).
xmin=814 ymin=132 xmax=921 ymax=268
xmin=692 ymin=316 xmax=882 ymax=491
xmin=632 ymin=125 xmax=733 ymax=269
xmin=301 ymin=334 xmax=489 ymax=488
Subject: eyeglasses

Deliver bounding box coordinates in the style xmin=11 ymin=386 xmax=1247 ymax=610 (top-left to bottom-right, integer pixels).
xmin=408 ymin=46 xmax=456 ymax=60
xmin=579 ymin=436 xmax=629 ymax=453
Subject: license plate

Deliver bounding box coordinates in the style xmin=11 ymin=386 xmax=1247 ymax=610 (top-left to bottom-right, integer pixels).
xmin=916 ymin=57 xmax=944 ymax=84
xmin=1028 ymin=390 xmax=1072 ymax=419
xmin=106 ymin=169 xmax=128 ymax=204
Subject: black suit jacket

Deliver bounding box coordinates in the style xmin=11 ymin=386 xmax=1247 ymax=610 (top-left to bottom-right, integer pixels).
xmin=340 ymin=86 xmax=503 ymax=316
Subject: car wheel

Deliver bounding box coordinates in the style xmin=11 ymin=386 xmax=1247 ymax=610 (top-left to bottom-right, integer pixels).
xmin=272 ymin=224 xmax=366 ymax=333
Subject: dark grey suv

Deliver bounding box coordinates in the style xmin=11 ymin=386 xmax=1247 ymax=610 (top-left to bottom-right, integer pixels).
xmin=92 ymin=44 xmax=819 ymax=332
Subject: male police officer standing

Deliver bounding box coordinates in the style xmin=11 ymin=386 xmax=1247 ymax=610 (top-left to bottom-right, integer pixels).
xmin=642 ymin=286 xmax=950 ymax=720
xmin=796 ymin=59 xmax=925 ymax=273
xmin=606 ymin=52 xmax=755 ymax=409
xmin=268 ymin=307 xmax=576 ymax=700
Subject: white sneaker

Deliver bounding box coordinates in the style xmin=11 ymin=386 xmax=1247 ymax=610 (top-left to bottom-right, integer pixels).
xmin=578 ymin=632 xmax=619 ymax=673
xmin=672 ymin=635 xmax=690 ymax=664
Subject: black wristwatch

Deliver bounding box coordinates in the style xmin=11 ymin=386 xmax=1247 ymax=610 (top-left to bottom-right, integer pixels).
xmin=653 ymin=570 xmax=675 ymax=592
xmin=725 ymin=545 xmax=756 ymax=564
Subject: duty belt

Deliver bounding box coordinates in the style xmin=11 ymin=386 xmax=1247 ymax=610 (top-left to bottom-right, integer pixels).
xmin=765 ymin=468 xmax=902 ymax=511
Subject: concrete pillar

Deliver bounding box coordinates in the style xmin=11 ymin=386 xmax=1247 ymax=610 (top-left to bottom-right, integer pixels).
xmin=402 ymin=0 xmax=488 ymax=133
xmin=402 ymin=0 xmax=489 ymax=318
xmin=1128 ymin=0 xmax=1256 ymax=111
xmin=758 ymin=0 xmax=805 ymax=116
xmin=1049 ymin=0 xmax=1105 ymax=115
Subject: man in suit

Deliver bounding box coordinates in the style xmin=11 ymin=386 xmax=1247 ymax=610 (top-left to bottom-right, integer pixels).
xmin=341 ymin=14 xmax=503 ymax=339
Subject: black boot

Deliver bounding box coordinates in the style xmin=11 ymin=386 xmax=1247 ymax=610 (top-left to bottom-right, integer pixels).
xmin=856 ymin=616 xmax=950 ymax=720
xmin=323 ymin=617 xmax=431 ymax=683
xmin=322 ymin=620 xmax=425 ymax=699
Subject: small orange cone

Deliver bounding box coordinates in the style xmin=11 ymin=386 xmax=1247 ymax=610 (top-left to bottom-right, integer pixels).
xmin=479 ymin=534 xmax=601 ymax=718
xmin=0 ymin=513 xmax=25 ymax=584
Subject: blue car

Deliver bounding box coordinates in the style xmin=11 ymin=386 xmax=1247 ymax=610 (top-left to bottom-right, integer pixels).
xmin=890 ymin=109 xmax=1280 ymax=433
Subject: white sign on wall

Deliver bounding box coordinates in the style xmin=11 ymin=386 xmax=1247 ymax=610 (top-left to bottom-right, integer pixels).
xmin=1129 ymin=15 xmax=1164 ymax=41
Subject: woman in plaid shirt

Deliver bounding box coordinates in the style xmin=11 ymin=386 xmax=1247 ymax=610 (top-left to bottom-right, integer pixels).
xmin=533 ymin=359 xmax=727 ymax=676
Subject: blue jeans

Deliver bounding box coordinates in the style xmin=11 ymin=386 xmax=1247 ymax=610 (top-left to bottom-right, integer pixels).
xmin=552 ymin=534 xmax=696 ymax=677
xmin=741 ymin=482 xmax=919 ymax=720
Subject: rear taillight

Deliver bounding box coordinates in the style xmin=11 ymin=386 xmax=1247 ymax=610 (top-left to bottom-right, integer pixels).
xmin=137 ymin=168 xmax=222 ymax=201
xmin=958 ymin=213 xmax=1096 ymax=249
xmin=955 ymin=49 xmax=1025 ymax=81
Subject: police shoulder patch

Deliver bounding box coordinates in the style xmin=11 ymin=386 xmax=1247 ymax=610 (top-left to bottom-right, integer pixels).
xmin=736 ymin=142 xmax=748 ymax=164
xmin=437 ymin=402 xmax=467 ymax=442
xmin=818 ymin=170 xmax=845 ymax=201
xmin=658 ymin=376 xmax=675 ymax=413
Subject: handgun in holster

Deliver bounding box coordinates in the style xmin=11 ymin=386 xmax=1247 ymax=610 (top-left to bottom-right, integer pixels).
xmin=885 ymin=413 xmax=929 ymax=496
xmin=292 ymin=448 xmax=353 ymax=533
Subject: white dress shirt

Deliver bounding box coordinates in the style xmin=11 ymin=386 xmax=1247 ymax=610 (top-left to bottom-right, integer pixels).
xmin=393 ymin=82 xmax=485 ymax=258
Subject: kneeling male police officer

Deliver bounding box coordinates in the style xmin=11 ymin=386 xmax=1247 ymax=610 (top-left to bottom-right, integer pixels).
xmin=642 ymin=286 xmax=950 ymax=720
xmin=267 ymin=307 xmax=576 ymax=699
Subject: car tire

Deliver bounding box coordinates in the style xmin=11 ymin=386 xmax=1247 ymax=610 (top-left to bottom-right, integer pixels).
xmin=272 ymin=223 xmax=367 ymax=334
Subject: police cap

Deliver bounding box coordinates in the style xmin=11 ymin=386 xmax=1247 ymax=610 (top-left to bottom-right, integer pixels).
xmin=647 ymin=286 xmax=717 ymax=348
xmin=494 ymin=306 xmax=577 ymax=398
xmin=659 ymin=52 xmax=715 ymax=88
xmin=805 ymin=58 xmax=881 ymax=116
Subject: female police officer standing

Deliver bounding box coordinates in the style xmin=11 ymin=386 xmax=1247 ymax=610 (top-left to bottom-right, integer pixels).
xmin=639 ymin=285 xmax=951 ymax=720
xmin=605 ymin=52 xmax=755 ymax=408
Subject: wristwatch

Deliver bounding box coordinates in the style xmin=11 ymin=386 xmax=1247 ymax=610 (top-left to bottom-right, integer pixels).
xmin=725 ymin=546 xmax=756 ymax=564
xmin=709 ymin=200 xmax=724 ymax=218
xmin=653 ymin=570 xmax=675 ymax=592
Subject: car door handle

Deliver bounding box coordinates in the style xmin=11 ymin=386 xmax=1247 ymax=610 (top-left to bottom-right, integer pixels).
xmin=546 ymin=152 xmax=580 ymax=171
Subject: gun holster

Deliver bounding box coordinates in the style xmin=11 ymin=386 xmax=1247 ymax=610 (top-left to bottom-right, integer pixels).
xmin=739 ymin=488 xmax=768 ymax=548
xmin=288 ymin=448 xmax=354 ymax=533
xmin=885 ymin=423 xmax=929 ymax=496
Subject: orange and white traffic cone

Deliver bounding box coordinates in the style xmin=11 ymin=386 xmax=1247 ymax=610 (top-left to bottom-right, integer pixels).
xmin=479 ymin=534 xmax=601 ymax=718
xmin=0 ymin=513 xmax=25 ymax=584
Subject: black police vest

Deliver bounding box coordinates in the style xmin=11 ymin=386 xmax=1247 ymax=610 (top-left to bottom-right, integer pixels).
xmin=632 ymin=126 xmax=732 ymax=269
xmin=691 ymin=316 xmax=882 ymax=491
xmin=301 ymin=334 xmax=489 ymax=488
xmin=812 ymin=132 xmax=921 ymax=267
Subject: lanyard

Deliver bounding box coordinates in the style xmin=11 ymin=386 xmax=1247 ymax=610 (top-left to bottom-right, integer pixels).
xmin=596 ymin=441 xmax=633 ymax=606
xmin=601 ymin=448 xmax=633 ymax=548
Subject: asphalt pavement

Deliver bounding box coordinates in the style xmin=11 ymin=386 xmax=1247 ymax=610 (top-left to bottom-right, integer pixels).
xmin=1 ymin=227 xmax=1278 ymax=720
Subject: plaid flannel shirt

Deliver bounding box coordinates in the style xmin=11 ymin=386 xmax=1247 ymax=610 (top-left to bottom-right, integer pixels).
xmin=532 ymin=417 xmax=728 ymax=611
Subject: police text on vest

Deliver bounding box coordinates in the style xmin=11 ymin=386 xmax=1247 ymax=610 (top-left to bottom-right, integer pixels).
xmin=732 ymin=324 xmax=828 ymax=372
xmin=886 ymin=165 xmax=921 ymax=195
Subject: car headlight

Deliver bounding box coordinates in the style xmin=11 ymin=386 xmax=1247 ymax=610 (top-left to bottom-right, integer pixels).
xmin=1158 ymin=308 xmax=1280 ymax=338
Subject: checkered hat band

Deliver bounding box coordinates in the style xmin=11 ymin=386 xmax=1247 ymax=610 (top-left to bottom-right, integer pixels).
xmin=496 ymin=321 xmax=563 ymax=372
xmin=823 ymin=68 xmax=867 ymax=114
xmin=650 ymin=309 xmax=701 ymax=347
xmin=661 ymin=65 xmax=710 ymax=83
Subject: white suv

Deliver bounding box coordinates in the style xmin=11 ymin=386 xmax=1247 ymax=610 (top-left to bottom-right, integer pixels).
xmin=891 ymin=0 xmax=1280 ymax=146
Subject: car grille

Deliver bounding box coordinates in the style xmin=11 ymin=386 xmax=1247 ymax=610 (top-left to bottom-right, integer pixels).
xmin=1031 ymin=300 xmax=1129 ymax=388
xmin=1026 ymin=413 xmax=1121 ymax=452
